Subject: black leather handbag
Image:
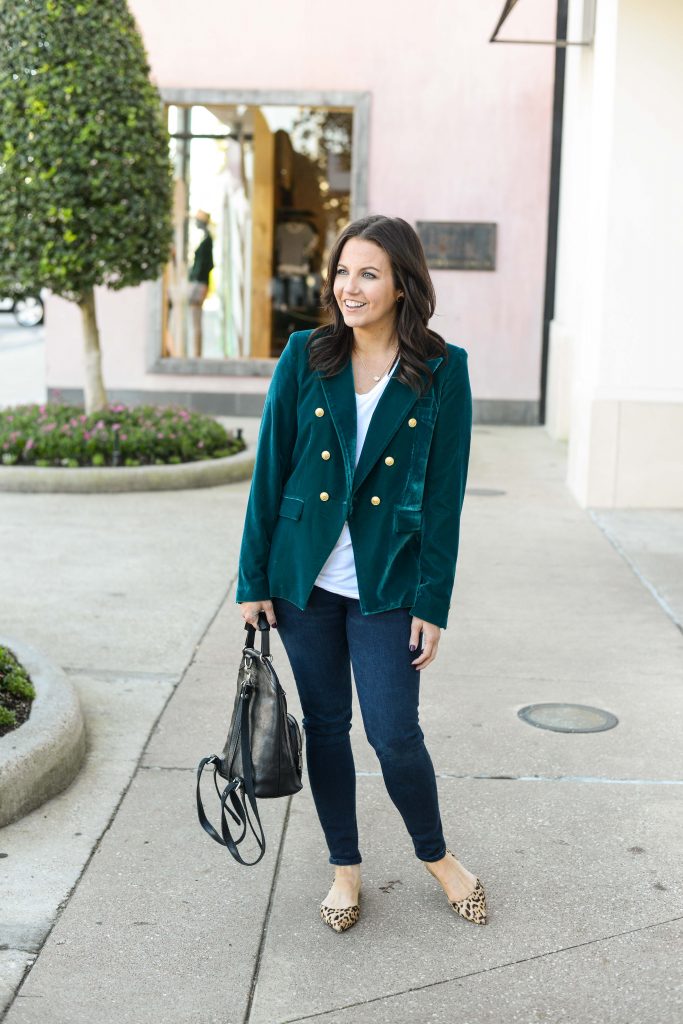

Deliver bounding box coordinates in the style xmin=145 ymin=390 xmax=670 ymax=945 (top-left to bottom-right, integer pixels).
xmin=196 ymin=612 xmax=303 ymax=865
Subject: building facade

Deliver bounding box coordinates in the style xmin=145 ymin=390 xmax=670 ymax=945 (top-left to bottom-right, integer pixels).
xmin=45 ymin=0 xmax=557 ymax=423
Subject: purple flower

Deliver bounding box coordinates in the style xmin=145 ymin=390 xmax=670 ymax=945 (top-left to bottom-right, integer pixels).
xmin=25 ymin=438 xmax=35 ymax=451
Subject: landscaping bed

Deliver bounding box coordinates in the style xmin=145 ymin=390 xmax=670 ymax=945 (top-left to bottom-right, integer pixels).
xmin=0 ymin=402 xmax=245 ymax=468
xmin=0 ymin=636 xmax=86 ymax=827
xmin=0 ymin=644 xmax=36 ymax=737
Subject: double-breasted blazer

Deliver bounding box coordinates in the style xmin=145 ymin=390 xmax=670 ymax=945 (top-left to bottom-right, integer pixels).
xmin=235 ymin=328 xmax=472 ymax=629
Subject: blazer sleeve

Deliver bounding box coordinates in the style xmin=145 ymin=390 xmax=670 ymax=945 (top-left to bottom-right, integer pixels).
xmin=409 ymin=349 xmax=472 ymax=629
xmin=235 ymin=337 xmax=300 ymax=603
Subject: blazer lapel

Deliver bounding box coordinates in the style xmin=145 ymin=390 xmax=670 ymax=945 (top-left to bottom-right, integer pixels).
xmin=353 ymin=355 xmax=443 ymax=494
xmin=318 ymin=358 xmax=357 ymax=492
xmin=319 ymin=355 xmax=444 ymax=496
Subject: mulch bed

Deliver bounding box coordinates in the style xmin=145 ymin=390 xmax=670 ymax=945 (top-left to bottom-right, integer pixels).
xmin=0 ymin=690 xmax=32 ymax=738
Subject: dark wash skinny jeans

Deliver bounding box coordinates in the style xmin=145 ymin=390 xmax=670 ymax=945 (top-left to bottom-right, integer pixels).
xmin=271 ymin=585 xmax=448 ymax=865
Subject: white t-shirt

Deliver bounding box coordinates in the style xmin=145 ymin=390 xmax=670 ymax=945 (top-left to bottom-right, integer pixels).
xmin=314 ymin=357 xmax=399 ymax=598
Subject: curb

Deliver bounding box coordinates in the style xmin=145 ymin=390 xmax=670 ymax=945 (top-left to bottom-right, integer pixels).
xmin=0 ymin=446 xmax=255 ymax=493
xmin=0 ymin=636 xmax=86 ymax=829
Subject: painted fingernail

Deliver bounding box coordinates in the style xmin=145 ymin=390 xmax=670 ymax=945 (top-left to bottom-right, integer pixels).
xmin=409 ymin=644 xmax=416 ymax=652
xmin=272 ymin=622 xmax=278 ymax=628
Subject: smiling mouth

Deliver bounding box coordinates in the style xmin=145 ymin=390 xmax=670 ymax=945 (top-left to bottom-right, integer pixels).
xmin=344 ymin=300 xmax=366 ymax=309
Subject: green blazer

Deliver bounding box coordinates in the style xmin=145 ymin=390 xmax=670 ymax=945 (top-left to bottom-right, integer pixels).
xmin=235 ymin=328 xmax=472 ymax=629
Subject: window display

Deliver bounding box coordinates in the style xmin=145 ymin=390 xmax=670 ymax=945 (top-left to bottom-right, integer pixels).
xmin=162 ymin=103 xmax=353 ymax=361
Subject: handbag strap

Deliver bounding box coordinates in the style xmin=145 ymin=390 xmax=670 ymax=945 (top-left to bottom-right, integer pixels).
xmin=195 ymin=678 xmax=267 ymax=865
xmin=244 ymin=610 xmax=270 ymax=658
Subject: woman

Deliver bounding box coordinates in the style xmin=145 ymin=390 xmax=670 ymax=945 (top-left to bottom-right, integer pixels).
xmin=236 ymin=214 xmax=486 ymax=932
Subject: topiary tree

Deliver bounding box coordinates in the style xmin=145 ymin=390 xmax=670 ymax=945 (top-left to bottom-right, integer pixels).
xmin=0 ymin=0 xmax=173 ymax=412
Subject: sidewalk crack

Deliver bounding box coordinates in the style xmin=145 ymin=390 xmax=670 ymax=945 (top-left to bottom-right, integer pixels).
xmin=243 ymin=796 xmax=294 ymax=1024
xmin=589 ymin=510 xmax=683 ymax=636
xmin=278 ymin=914 xmax=683 ymax=1023
xmin=0 ymin=580 xmax=236 ymax=1024
xmin=356 ymin=769 xmax=683 ymax=785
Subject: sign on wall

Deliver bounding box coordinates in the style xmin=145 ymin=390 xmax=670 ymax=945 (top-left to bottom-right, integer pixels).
xmin=416 ymin=221 xmax=497 ymax=271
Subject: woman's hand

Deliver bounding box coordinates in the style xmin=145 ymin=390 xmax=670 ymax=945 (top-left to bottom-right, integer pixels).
xmin=239 ymin=599 xmax=277 ymax=629
xmin=409 ymin=617 xmax=441 ymax=670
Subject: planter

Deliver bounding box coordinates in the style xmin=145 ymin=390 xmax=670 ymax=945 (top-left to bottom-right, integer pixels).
xmin=0 ymin=446 xmax=255 ymax=494
xmin=0 ymin=636 xmax=86 ymax=828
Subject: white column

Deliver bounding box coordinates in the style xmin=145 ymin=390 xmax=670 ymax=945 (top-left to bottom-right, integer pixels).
xmin=548 ymin=0 xmax=683 ymax=507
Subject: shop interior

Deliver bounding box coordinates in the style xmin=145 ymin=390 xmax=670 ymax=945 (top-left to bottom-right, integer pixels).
xmin=162 ymin=103 xmax=353 ymax=361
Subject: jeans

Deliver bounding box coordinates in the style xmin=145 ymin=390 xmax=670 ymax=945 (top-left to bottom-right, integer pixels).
xmin=271 ymin=586 xmax=447 ymax=865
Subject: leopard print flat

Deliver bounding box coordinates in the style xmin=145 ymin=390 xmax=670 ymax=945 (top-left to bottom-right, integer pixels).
xmin=319 ymin=902 xmax=361 ymax=933
xmin=424 ymin=849 xmax=488 ymax=926
xmin=320 ymin=876 xmax=361 ymax=933
xmin=447 ymin=877 xmax=487 ymax=925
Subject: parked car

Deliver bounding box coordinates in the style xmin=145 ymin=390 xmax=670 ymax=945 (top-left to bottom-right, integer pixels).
xmin=0 ymin=292 xmax=45 ymax=327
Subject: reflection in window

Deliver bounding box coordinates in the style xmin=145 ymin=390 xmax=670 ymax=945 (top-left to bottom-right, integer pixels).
xmin=162 ymin=103 xmax=353 ymax=360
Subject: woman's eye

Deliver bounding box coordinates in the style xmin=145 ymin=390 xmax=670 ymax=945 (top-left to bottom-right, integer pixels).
xmin=336 ymin=268 xmax=375 ymax=278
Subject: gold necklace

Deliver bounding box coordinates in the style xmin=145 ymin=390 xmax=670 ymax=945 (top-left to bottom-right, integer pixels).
xmin=353 ymin=343 xmax=399 ymax=382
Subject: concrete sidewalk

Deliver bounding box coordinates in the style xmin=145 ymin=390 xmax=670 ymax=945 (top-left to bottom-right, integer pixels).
xmin=1 ymin=427 xmax=681 ymax=1024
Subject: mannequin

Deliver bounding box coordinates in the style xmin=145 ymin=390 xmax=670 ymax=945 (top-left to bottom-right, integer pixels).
xmin=188 ymin=209 xmax=214 ymax=357
xmin=274 ymin=215 xmax=319 ymax=309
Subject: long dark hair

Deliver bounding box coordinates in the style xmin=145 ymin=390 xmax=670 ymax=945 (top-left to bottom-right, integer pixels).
xmin=307 ymin=215 xmax=448 ymax=394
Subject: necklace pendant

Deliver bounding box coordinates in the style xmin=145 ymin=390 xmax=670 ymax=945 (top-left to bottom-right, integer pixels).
xmin=373 ymin=374 xmax=381 ymax=382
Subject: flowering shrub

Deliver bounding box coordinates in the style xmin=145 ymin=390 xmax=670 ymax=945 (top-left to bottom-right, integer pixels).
xmin=0 ymin=645 xmax=36 ymax=735
xmin=0 ymin=403 xmax=245 ymax=468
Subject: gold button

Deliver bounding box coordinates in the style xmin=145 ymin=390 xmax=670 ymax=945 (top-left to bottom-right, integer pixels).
xmin=321 ymin=450 xmax=331 ymax=460
xmin=315 ymin=407 xmax=325 ymax=417
xmin=320 ymin=491 xmax=329 ymax=501
xmin=371 ymin=496 xmax=381 ymax=506
xmin=384 ymin=456 xmax=395 ymax=466
xmin=408 ymin=417 xmax=417 ymax=428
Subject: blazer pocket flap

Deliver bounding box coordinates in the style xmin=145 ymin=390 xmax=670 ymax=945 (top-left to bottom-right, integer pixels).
xmin=412 ymin=396 xmax=437 ymax=420
xmin=394 ymin=506 xmax=422 ymax=533
xmin=278 ymin=495 xmax=304 ymax=521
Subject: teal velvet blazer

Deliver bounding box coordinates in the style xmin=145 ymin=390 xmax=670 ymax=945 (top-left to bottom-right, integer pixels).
xmin=235 ymin=328 xmax=472 ymax=629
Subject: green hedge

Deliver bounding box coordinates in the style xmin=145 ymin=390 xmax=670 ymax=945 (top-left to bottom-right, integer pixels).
xmin=0 ymin=402 xmax=245 ymax=468
xmin=0 ymin=646 xmax=36 ymax=733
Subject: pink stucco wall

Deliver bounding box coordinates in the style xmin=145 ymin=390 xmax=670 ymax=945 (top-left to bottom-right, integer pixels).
xmin=46 ymin=0 xmax=556 ymax=405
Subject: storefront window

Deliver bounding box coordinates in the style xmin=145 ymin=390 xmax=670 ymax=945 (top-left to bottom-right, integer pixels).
xmin=162 ymin=102 xmax=353 ymax=361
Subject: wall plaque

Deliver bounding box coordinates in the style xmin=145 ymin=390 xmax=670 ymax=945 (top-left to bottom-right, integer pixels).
xmin=416 ymin=221 xmax=497 ymax=270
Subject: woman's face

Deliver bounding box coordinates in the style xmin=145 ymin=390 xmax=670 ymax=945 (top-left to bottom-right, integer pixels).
xmin=333 ymin=237 xmax=402 ymax=332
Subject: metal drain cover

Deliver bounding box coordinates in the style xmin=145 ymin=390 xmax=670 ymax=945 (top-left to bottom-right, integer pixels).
xmin=518 ymin=702 xmax=619 ymax=733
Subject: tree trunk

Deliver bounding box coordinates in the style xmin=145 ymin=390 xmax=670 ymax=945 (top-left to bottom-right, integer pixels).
xmin=78 ymin=287 xmax=108 ymax=414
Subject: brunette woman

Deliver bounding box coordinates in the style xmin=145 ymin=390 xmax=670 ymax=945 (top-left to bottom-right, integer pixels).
xmin=236 ymin=214 xmax=485 ymax=932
